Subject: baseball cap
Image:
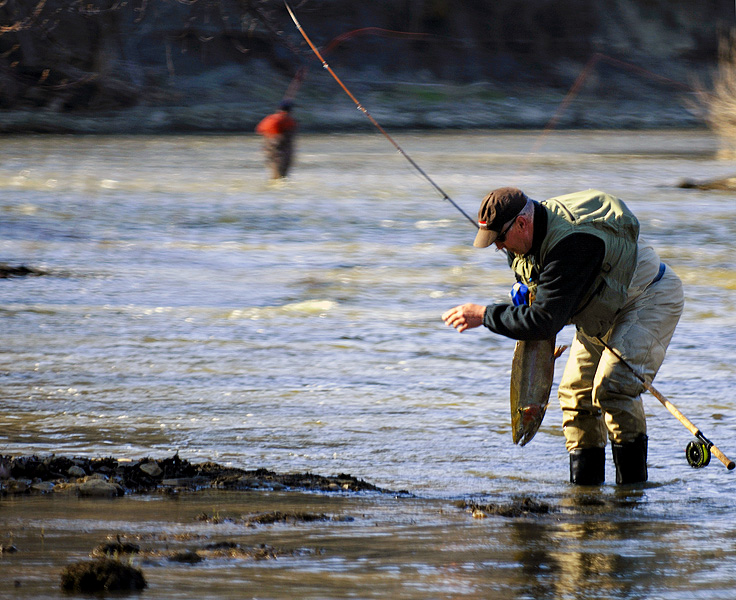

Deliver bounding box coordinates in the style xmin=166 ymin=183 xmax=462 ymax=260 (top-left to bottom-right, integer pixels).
xmin=473 ymin=187 xmax=529 ymax=248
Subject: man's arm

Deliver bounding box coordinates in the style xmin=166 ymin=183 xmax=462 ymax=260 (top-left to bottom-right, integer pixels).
xmin=482 ymin=233 xmax=604 ymax=340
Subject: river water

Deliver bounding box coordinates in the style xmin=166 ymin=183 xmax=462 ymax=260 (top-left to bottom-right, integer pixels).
xmin=1 ymin=130 xmax=736 ymax=598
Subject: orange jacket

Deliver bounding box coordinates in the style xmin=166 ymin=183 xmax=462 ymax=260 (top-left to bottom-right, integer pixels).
xmin=255 ymin=111 xmax=298 ymax=137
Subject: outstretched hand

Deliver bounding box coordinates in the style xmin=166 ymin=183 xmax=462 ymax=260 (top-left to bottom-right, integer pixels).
xmin=442 ymin=303 xmax=485 ymax=333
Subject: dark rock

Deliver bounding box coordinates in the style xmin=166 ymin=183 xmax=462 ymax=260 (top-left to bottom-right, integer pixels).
xmin=0 ymin=264 xmax=46 ymax=278
xmin=0 ymin=453 xmax=397 ymax=497
xmin=168 ymin=550 xmax=202 ymax=564
xmin=676 ymin=176 xmax=736 ymax=190
xmin=60 ymin=558 xmax=147 ymax=593
xmin=458 ymin=496 xmax=554 ymax=518
xmin=203 ymin=541 xmax=239 ymax=550
xmin=93 ymin=539 xmax=141 ymax=557
xmin=242 ymin=511 xmax=332 ymax=526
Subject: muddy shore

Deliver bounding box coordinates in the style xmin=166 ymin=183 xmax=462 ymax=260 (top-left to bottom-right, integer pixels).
xmin=0 ymin=452 xmax=560 ymax=516
xmin=0 ymin=452 xmax=556 ymax=595
xmin=0 ymin=452 xmax=554 ymax=594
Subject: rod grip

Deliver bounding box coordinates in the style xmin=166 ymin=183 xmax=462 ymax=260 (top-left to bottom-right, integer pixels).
xmin=711 ymin=444 xmax=736 ymax=470
xmin=598 ymin=337 xmax=735 ymax=471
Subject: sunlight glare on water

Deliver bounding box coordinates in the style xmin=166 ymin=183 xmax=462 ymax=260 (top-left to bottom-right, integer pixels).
xmin=2 ymin=130 xmax=736 ymax=599
xmin=1 ymin=130 xmax=735 ymax=493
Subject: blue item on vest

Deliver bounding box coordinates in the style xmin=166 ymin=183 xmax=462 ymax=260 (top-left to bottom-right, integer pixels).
xmin=644 ymin=263 xmax=666 ymax=291
xmin=652 ymin=262 xmax=665 ymax=284
xmin=510 ymin=282 xmax=529 ymax=306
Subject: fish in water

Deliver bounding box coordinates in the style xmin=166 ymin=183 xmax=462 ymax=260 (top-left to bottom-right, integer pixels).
xmin=510 ymin=339 xmax=567 ymax=446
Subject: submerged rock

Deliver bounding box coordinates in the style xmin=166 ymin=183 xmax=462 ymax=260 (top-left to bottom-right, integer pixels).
xmin=457 ymin=496 xmax=554 ymax=518
xmin=168 ymin=550 xmax=203 ymax=564
xmin=60 ymin=558 xmax=146 ymax=593
xmin=0 ymin=264 xmax=46 ymax=278
xmin=90 ymin=534 xmax=292 ymax=564
xmin=92 ymin=538 xmax=141 ymax=558
xmin=676 ymin=176 xmax=736 ymax=191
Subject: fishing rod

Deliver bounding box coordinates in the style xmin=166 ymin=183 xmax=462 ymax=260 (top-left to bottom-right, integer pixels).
xmin=284 ymin=2 xmax=477 ymax=229
xmin=597 ymin=337 xmax=735 ymax=471
xmin=283 ymin=4 xmax=734 ymax=471
xmin=281 ymin=30 xmax=430 ymax=112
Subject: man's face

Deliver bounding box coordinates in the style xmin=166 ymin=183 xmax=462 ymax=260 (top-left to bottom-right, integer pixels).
xmin=494 ymin=215 xmax=532 ymax=255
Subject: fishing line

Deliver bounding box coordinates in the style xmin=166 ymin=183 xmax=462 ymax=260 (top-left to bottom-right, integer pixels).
xmin=285 ymin=3 xmax=734 ymax=471
xmin=284 ymin=2 xmax=477 ymax=229
xmin=323 ymin=27 xmax=436 ymax=56
xmin=515 ymin=52 xmax=700 ymax=177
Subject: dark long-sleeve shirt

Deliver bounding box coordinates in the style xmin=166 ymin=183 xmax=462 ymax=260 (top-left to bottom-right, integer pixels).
xmin=482 ymin=202 xmax=605 ymax=341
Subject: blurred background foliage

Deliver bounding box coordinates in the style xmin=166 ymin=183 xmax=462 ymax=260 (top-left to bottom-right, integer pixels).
xmin=0 ymin=0 xmax=733 ymax=131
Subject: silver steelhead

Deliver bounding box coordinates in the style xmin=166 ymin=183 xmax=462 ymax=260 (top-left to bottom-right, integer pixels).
xmin=510 ymin=339 xmax=566 ymax=446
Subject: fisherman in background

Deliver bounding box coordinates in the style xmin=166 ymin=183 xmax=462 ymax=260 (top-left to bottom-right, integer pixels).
xmin=442 ymin=187 xmax=684 ymax=485
xmin=255 ymin=100 xmax=298 ymax=179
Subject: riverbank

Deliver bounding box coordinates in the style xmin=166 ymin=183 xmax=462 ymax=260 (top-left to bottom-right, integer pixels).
xmin=1 ymin=0 xmax=726 ymax=137
xmin=2 ymin=451 xmax=734 ymax=600
xmin=0 ymin=76 xmax=706 ymax=135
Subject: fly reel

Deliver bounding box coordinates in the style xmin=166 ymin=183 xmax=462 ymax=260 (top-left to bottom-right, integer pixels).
xmin=686 ymin=440 xmax=711 ymax=468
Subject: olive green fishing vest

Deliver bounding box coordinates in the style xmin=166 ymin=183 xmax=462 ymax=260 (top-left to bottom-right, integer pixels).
xmin=510 ymin=189 xmax=639 ymax=337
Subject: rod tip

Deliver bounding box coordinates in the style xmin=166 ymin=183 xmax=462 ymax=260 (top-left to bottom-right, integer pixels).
xmin=728 ymin=461 xmax=735 ymax=471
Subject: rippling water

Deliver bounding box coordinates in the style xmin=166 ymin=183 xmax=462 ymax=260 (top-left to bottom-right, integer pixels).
xmin=2 ymin=130 xmax=736 ymax=599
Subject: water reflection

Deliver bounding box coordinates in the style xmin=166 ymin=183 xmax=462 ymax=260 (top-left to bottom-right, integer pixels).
xmin=2 ymin=490 xmax=728 ymax=600
xmin=506 ymin=491 xmax=697 ymax=600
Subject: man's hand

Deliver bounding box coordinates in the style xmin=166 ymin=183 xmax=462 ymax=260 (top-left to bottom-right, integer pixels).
xmin=442 ymin=303 xmax=485 ymax=333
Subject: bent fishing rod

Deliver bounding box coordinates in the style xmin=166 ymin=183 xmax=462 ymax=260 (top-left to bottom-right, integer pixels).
xmin=284 ymin=3 xmax=734 ymax=472
xmin=284 ymin=2 xmax=477 ymax=229
xmin=596 ymin=337 xmax=735 ymax=471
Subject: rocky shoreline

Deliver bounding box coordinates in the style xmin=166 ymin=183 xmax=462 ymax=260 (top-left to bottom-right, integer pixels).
xmin=0 ymin=452 xmax=562 ymax=595
xmin=0 ymin=453 xmax=405 ymax=498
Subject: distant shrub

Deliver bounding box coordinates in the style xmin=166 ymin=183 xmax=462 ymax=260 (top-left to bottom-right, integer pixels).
xmin=700 ymin=31 xmax=736 ymax=158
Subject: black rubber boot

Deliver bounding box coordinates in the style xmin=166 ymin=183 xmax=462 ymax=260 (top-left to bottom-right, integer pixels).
xmin=612 ymin=434 xmax=648 ymax=485
xmin=569 ymin=447 xmax=605 ymax=485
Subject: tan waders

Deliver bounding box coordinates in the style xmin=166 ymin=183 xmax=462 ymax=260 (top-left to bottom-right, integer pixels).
xmin=559 ymin=244 xmax=684 ymax=484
